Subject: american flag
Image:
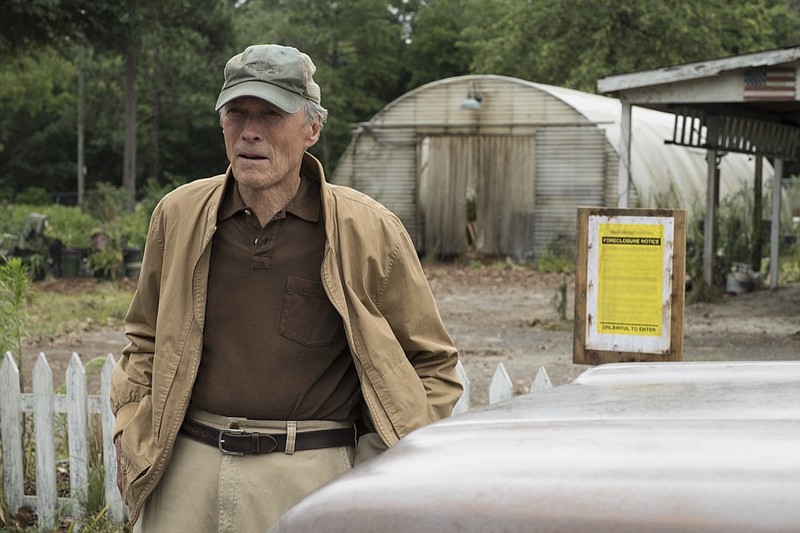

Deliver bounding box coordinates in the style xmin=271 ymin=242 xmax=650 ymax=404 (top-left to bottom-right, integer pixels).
xmin=743 ymin=67 xmax=796 ymax=101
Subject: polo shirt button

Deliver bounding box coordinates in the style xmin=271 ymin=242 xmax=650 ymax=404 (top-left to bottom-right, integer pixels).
xmin=244 ymin=209 xmax=251 ymax=216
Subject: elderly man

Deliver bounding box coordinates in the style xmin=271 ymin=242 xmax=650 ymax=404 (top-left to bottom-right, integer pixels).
xmin=110 ymin=44 xmax=462 ymax=532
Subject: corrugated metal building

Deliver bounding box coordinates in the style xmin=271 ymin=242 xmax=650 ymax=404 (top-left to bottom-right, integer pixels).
xmin=331 ymin=75 xmax=766 ymax=261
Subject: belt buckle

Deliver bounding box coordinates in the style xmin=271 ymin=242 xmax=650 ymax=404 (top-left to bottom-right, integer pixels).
xmin=218 ymin=429 xmax=246 ymax=455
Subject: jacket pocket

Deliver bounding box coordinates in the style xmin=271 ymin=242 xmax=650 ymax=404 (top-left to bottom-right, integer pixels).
xmin=120 ymin=395 xmax=157 ymax=493
xmin=279 ymin=276 xmax=343 ymax=347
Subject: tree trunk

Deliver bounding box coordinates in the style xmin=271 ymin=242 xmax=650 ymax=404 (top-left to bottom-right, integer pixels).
xmin=76 ymin=45 xmax=86 ymax=207
xmin=151 ymin=42 xmax=162 ymax=181
xmin=123 ymin=45 xmax=139 ymax=206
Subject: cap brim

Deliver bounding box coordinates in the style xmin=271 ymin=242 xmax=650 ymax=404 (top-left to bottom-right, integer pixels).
xmin=215 ymin=81 xmax=305 ymax=113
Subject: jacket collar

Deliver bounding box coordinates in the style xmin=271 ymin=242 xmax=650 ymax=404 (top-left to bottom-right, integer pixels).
xmin=216 ymin=152 xmax=327 ymax=224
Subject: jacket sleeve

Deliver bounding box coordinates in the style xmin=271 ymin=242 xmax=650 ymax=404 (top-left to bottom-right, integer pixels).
xmin=376 ymin=228 xmax=463 ymax=422
xmin=110 ymin=204 xmax=165 ymax=436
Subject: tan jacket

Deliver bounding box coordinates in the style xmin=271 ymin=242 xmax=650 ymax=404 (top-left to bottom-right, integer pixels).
xmin=110 ymin=154 xmax=462 ymax=523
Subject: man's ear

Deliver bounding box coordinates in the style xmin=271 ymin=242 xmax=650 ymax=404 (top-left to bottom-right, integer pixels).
xmin=305 ymin=120 xmax=321 ymax=148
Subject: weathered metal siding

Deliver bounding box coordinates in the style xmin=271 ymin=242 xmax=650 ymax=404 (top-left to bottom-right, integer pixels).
xmin=332 ymin=76 xmax=590 ymax=257
xmin=534 ymin=127 xmax=606 ymax=257
xmin=331 ymin=76 xmax=616 ymax=257
xmin=334 ymin=129 xmax=419 ymax=241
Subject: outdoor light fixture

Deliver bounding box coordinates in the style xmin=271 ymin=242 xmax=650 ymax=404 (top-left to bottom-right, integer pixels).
xmin=460 ymin=81 xmax=482 ymax=110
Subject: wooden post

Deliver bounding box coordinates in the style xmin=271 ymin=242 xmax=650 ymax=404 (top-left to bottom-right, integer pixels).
xmin=101 ymin=354 xmax=126 ymax=523
xmin=752 ymin=156 xmax=763 ymax=272
xmin=703 ymin=150 xmax=718 ymax=287
xmin=489 ymin=363 xmax=513 ymax=404
xmin=530 ymin=367 xmax=553 ymax=394
xmin=452 ymin=361 xmax=471 ymax=415
xmin=33 ymin=354 xmax=57 ymax=529
xmin=770 ymin=158 xmax=784 ymax=289
xmin=76 ymin=45 xmax=86 ymax=206
xmin=67 ymin=354 xmax=89 ymax=518
xmin=617 ymin=99 xmax=632 ymax=208
xmin=0 ymin=353 xmax=24 ymax=514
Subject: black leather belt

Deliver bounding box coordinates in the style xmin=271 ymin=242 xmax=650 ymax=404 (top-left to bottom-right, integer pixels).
xmin=180 ymin=419 xmax=355 ymax=455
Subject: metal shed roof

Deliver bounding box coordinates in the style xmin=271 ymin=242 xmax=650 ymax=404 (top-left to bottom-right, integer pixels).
xmin=597 ymin=46 xmax=800 ymax=288
xmin=335 ymin=75 xmax=764 ymax=216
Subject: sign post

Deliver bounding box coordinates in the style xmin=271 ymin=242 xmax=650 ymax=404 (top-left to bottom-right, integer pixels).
xmin=573 ymin=208 xmax=686 ymax=365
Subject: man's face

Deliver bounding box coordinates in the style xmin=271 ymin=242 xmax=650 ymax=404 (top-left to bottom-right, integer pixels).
xmin=220 ymin=96 xmax=320 ymax=192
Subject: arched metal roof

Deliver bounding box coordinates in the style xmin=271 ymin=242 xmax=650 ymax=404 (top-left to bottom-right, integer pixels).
xmin=532 ymin=81 xmax=765 ymax=211
xmin=346 ymin=74 xmax=766 ymax=215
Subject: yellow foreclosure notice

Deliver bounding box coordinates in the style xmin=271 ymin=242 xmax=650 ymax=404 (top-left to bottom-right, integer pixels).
xmin=597 ymin=223 xmax=664 ymax=337
xmin=575 ymin=207 xmax=685 ymax=364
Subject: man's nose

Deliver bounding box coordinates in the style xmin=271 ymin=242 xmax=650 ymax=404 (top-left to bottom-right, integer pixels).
xmin=241 ymin=115 xmax=263 ymax=140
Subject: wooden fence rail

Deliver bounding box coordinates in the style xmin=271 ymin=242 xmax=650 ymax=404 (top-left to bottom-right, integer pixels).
xmin=0 ymin=353 xmax=552 ymax=529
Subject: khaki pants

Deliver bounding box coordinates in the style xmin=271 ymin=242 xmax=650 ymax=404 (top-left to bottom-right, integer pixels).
xmin=134 ymin=408 xmax=355 ymax=533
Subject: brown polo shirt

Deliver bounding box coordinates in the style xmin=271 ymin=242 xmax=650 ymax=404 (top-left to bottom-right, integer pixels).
xmin=190 ymin=169 xmax=360 ymax=421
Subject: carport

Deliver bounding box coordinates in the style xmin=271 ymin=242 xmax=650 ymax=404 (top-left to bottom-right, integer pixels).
xmin=598 ymin=46 xmax=800 ymax=289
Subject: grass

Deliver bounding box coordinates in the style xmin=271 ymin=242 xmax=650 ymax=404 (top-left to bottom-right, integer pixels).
xmin=1 ymin=277 xmax=132 ymax=533
xmin=26 ymin=280 xmax=134 ymax=342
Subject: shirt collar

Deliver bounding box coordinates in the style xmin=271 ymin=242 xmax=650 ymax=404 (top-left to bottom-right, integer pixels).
xmin=217 ymin=166 xmax=320 ymax=223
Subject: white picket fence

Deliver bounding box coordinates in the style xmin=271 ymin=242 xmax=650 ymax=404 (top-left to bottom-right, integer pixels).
xmin=0 ymin=352 xmax=125 ymax=529
xmin=0 ymin=353 xmax=552 ymax=529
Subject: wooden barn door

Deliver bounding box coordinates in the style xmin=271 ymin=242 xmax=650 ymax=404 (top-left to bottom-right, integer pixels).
xmin=418 ymin=135 xmax=536 ymax=259
xmin=475 ymin=136 xmax=537 ymax=259
xmin=417 ymin=136 xmax=480 ymax=257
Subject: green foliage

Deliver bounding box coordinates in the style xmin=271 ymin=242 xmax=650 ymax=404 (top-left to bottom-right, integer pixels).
xmin=138 ymin=174 xmax=183 ymax=224
xmin=234 ymin=0 xmax=409 ymax=170
xmin=111 ymin=209 xmax=150 ymax=250
xmin=87 ymin=247 xmax=123 ymax=280
xmin=0 ymin=257 xmax=33 ymax=388
xmin=2 ymin=0 xmax=800 ymax=204
xmin=84 ymin=182 xmax=131 ymax=223
xmin=536 ymin=235 xmax=576 ymax=274
xmin=685 ymin=189 xmax=770 ymax=301
xmin=463 ymin=0 xmax=800 ymax=92
xmin=40 ymin=206 xmax=100 ymax=249
xmin=15 ymin=187 xmax=50 ymax=206
xmin=0 ymin=47 xmax=77 ymax=197
xmin=2 ymin=201 xmax=148 ymax=253
xmin=551 ymin=275 xmax=569 ymax=321
xmin=403 ymin=0 xmax=472 ymax=88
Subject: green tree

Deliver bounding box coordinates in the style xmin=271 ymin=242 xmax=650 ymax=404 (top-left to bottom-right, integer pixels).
xmin=0 ymin=0 xmax=87 ymax=55
xmin=403 ymin=0 xmax=473 ymax=90
xmin=77 ymin=0 xmax=235 ymax=203
xmin=2 ymin=0 xmax=800 ymax=199
xmin=0 ymin=1 xmax=236 ymax=203
xmin=463 ymin=0 xmax=800 ymax=92
xmin=0 ymin=47 xmax=77 ymax=199
xmin=233 ymin=0 xmax=409 ymax=170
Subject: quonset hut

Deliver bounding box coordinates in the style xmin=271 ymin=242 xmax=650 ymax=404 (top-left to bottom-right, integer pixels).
xmin=331 ymin=75 xmax=766 ymax=261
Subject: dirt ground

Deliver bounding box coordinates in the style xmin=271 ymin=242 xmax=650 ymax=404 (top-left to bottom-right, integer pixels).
xmin=426 ymin=262 xmax=800 ymax=406
xmin=20 ymin=262 xmax=800 ymax=407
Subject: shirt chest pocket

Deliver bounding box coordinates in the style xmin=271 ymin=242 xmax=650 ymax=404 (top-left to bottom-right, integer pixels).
xmin=279 ymin=276 xmax=343 ymax=347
